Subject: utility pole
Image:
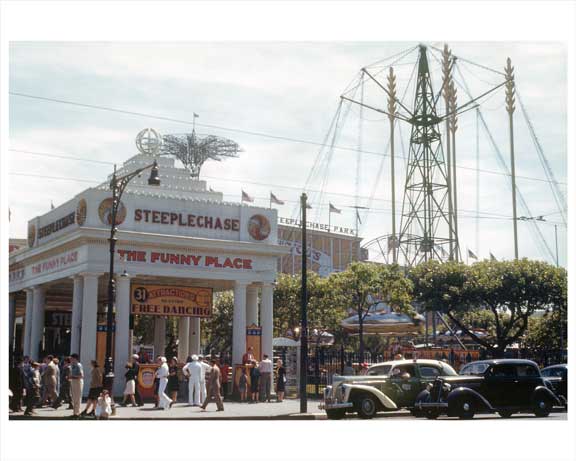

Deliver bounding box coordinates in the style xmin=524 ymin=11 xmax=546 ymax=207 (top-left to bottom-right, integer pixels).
xmin=300 ymin=193 xmax=308 ymax=413
xmin=505 ymin=57 xmax=519 ymax=259
xmin=442 ymin=45 xmax=455 ymax=261
xmin=387 ymin=67 xmax=398 ymax=264
xmin=555 ymin=224 xmax=559 ymax=267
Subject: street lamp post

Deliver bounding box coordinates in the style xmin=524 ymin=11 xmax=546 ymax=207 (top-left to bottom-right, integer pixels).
xmin=103 ymin=160 xmax=160 ymax=393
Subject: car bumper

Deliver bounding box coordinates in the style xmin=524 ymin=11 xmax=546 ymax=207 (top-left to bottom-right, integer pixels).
xmin=415 ymin=401 xmax=449 ymax=410
xmin=319 ymin=401 xmax=354 ymax=410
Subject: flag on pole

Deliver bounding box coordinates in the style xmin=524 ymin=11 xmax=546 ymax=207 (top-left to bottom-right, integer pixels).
xmin=306 ymin=203 xmax=312 ymax=209
xmin=270 ymin=192 xmax=285 ymax=205
xmin=356 ymin=209 xmax=362 ymax=225
xmin=490 ymin=252 xmax=497 ymax=261
xmin=241 ymin=190 xmax=254 ymax=203
xmin=193 ymin=113 xmax=199 ymax=118
xmin=50 ymin=201 xmax=55 ymax=210
xmin=468 ymin=249 xmax=478 ymax=260
xmin=329 ymin=203 xmax=341 ymax=214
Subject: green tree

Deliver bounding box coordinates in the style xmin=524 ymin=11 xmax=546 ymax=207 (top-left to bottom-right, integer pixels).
xmin=410 ymin=259 xmax=567 ymax=357
xmin=333 ymin=262 xmax=413 ymax=358
xmin=524 ymin=310 xmax=567 ymax=353
xmin=203 ymin=291 xmax=234 ymax=356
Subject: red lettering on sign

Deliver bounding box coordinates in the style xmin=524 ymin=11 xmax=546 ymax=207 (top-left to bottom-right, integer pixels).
xmin=243 ymin=259 xmax=253 ymax=269
xmin=223 ymin=257 xmax=234 ymax=268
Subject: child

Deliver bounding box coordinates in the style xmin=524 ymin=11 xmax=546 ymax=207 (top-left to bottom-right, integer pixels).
xmin=95 ymin=389 xmax=112 ymax=420
xmin=238 ymin=368 xmax=248 ymax=402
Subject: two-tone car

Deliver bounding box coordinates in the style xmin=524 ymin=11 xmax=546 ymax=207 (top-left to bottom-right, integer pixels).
xmin=415 ymin=359 xmax=562 ymax=419
xmin=319 ymin=359 xmax=458 ymax=419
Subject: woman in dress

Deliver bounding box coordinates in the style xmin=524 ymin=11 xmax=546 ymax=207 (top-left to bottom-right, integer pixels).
xmin=95 ymin=389 xmax=112 ymax=420
xmin=122 ymin=362 xmax=137 ymax=407
xmin=249 ymin=360 xmax=260 ymax=403
xmin=166 ymin=357 xmax=179 ymax=405
xmin=81 ymin=360 xmax=103 ymax=417
xmin=275 ymin=359 xmax=286 ymax=402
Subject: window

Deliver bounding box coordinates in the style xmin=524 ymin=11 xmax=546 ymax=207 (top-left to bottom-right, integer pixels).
xmin=460 ymin=363 xmax=489 ymax=376
xmin=419 ymin=366 xmax=441 ymax=377
xmin=367 ymin=365 xmax=392 ymax=376
xmin=542 ymin=367 xmax=564 ymax=378
xmin=490 ymin=365 xmax=516 ymax=378
xmin=516 ymin=365 xmax=539 ymax=377
xmin=391 ymin=364 xmax=417 ymax=378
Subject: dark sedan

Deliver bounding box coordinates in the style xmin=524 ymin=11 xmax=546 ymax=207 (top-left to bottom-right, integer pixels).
xmin=541 ymin=364 xmax=567 ymax=406
xmin=415 ymin=359 xmax=562 ymax=419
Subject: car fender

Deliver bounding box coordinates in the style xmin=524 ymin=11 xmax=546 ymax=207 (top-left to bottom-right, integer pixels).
xmin=532 ymin=386 xmax=562 ymax=406
xmin=347 ymin=384 xmax=398 ymax=410
xmin=415 ymin=389 xmax=431 ymax=405
xmin=447 ymin=387 xmax=493 ymax=412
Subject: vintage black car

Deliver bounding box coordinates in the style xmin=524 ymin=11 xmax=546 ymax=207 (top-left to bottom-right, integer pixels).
xmin=541 ymin=364 xmax=568 ymax=405
xmin=415 ymin=359 xmax=562 ymax=419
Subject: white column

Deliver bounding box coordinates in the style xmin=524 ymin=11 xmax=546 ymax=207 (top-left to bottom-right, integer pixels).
xmin=232 ymin=281 xmax=248 ymax=365
xmin=154 ymin=317 xmax=166 ymax=358
xmin=9 ymin=293 xmax=16 ymax=355
xmin=23 ymin=289 xmax=34 ymax=357
xmin=261 ymin=283 xmax=274 ymax=363
xmin=189 ymin=317 xmax=201 ymax=356
xmin=113 ymin=275 xmax=132 ymax=395
xmin=178 ymin=317 xmax=190 ymax=360
xmin=30 ymin=285 xmax=46 ymax=361
xmin=80 ymin=273 xmax=100 ymax=394
xmin=246 ymin=286 xmax=259 ymax=326
xmin=70 ymin=276 xmax=84 ymax=355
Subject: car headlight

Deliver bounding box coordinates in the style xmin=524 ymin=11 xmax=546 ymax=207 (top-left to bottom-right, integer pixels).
xmin=426 ymin=383 xmax=433 ymax=391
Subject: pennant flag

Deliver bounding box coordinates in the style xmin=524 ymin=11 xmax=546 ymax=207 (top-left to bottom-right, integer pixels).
xmin=209 ymin=187 xmax=215 ymax=192
xmin=490 ymin=252 xmax=497 ymax=261
xmin=468 ymin=249 xmax=478 ymax=260
xmin=51 ymin=201 xmax=55 ymax=210
xmin=270 ymin=192 xmax=285 ymax=205
xmin=193 ymin=113 xmax=199 ymax=118
xmin=241 ymin=190 xmax=254 ymax=202
xmin=329 ymin=203 xmax=341 ymax=214
xmin=356 ymin=209 xmax=362 ymax=225
xmin=305 ymin=203 xmax=313 ymax=209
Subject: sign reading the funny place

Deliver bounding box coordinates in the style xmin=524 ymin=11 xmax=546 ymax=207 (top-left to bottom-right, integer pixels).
xmin=131 ymin=284 xmax=213 ymax=317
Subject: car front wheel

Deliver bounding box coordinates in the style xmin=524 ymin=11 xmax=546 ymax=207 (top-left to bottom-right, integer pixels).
xmin=355 ymin=394 xmax=378 ymax=419
xmin=456 ymin=398 xmax=475 ymax=419
xmin=533 ymin=399 xmax=551 ymax=417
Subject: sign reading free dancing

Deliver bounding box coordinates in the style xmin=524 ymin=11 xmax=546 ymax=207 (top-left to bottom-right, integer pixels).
xmin=131 ymin=284 xmax=213 ymax=317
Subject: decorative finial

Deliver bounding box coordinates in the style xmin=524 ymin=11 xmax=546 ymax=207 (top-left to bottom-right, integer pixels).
xmin=387 ymin=67 xmax=397 ymax=121
xmin=135 ymin=128 xmax=162 ymax=156
xmin=442 ymin=44 xmax=453 ymax=102
xmin=505 ymin=57 xmax=515 ymax=114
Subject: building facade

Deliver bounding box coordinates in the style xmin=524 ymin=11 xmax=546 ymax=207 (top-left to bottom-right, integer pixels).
xmin=9 ymin=152 xmax=287 ymax=395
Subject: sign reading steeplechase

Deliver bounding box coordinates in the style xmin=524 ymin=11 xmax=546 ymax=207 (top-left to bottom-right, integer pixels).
xmin=131 ymin=284 xmax=213 ymax=317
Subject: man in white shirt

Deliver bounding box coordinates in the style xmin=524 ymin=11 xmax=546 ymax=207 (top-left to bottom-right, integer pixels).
xmin=182 ymin=355 xmax=202 ymax=406
xmin=155 ymin=357 xmax=172 ymax=410
xmin=258 ymin=355 xmax=273 ymax=402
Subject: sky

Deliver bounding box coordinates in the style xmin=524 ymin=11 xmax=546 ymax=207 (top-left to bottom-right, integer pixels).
xmin=8 ymin=41 xmax=567 ymax=266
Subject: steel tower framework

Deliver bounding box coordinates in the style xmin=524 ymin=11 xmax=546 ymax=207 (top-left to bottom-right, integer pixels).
xmin=396 ymin=45 xmax=456 ymax=265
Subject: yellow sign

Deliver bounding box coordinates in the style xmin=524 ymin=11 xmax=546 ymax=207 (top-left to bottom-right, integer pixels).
xmin=131 ymin=284 xmax=213 ymax=317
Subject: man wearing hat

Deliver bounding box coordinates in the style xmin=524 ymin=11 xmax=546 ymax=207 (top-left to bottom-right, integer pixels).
xmin=131 ymin=354 xmax=143 ymax=406
xmin=182 ymin=355 xmax=202 ymax=406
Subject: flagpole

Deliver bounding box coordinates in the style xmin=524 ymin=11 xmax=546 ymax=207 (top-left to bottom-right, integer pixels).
xmin=328 ymin=210 xmax=331 ymax=234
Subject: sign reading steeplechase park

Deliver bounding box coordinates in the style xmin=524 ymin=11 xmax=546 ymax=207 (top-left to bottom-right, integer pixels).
xmin=131 ymin=284 xmax=213 ymax=317
xmin=278 ymin=217 xmax=357 ymax=236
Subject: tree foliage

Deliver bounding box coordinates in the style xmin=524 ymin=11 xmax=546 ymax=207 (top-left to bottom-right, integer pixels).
xmin=410 ymin=259 xmax=567 ymax=356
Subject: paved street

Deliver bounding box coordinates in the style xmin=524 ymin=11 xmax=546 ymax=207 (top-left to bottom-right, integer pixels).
xmin=9 ymin=400 xmax=566 ymax=421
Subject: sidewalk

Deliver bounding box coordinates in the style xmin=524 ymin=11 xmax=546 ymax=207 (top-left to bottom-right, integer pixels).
xmin=9 ymin=399 xmax=332 ymax=420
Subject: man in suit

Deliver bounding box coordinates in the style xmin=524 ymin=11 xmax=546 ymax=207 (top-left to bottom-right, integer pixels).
xmin=131 ymin=354 xmax=143 ymax=406
xmin=200 ymin=359 xmax=224 ymax=412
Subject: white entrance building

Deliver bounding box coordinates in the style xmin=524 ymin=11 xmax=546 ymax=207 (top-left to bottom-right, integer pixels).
xmin=9 ymin=150 xmax=287 ymax=395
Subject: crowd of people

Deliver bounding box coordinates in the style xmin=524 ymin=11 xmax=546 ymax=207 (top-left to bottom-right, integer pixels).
xmin=9 ymin=348 xmax=288 ymax=419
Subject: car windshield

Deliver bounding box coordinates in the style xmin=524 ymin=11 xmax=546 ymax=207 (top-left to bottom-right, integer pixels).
xmin=366 ymin=365 xmax=392 ymax=376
